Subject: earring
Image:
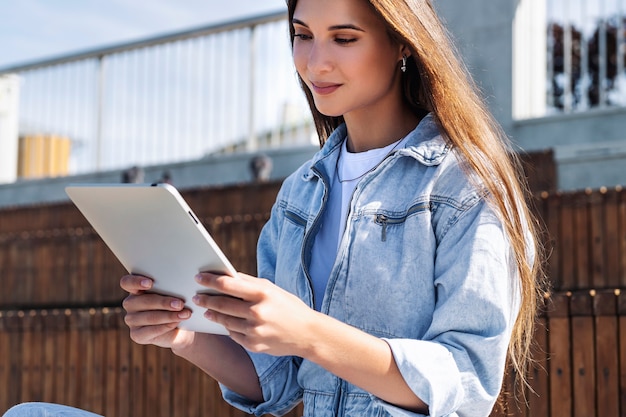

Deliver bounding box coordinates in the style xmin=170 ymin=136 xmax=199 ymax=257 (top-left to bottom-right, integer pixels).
xmin=401 ymin=55 xmax=407 ymax=73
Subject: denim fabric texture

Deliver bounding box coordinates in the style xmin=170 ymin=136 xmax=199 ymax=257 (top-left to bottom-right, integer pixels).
xmin=221 ymin=114 xmax=522 ymax=417
xmin=2 ymin=403 xmax=102 ymax=417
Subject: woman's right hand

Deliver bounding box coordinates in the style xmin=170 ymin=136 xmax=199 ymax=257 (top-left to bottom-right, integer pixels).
xmin=120 ymin=274 xmax=196 ymax=350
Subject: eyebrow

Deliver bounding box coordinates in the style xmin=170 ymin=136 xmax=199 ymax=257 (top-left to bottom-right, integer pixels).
xmin=292 ymin=18 xmax=365 ymax=32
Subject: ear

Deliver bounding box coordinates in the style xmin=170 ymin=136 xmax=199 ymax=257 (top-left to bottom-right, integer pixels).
xmin=399 ymin=45 xmax=412 ymax=60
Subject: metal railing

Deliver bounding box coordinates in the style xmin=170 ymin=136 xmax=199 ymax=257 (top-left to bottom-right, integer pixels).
xmin=0 ymin=12 xmax=314 ymax=176
xmin=546 ymin=0 xmax=626 ymax=113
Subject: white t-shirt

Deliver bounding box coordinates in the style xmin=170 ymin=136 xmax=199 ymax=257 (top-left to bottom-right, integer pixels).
xmin=308 ymin=137 xmax=407 ymax=311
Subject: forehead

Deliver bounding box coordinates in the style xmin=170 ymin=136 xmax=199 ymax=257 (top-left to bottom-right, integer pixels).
xmin=293 ymin=0 xmax=382 ymax=29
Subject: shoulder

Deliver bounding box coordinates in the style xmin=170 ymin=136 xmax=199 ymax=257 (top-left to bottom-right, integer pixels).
xmin=400 ymin=115 xmax=486 ymax=209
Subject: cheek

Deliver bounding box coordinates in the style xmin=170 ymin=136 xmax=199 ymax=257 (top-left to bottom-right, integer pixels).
xmin=369 ymin=52 xmax=399 ymax=85
xmin=292 ymin=45 xmax=308 ymax=76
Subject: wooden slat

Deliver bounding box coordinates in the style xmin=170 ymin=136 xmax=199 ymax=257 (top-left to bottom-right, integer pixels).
xmin=559 ymin=194 xmax=575 ymax=290
xmin=131 ymin=333 xmax=146 ymax=417
xmin=619 ymin=187 xmax=626 ymax=287
xmin=574 ymin=193 xmax=591 ymax=289
xmin=65 ymin=309 xmax=81 ymax=407
xmin=589 ymin=191 xmax=606 ymax=287
xmin=41 ymin=311 xmax=57 ymax=402
xmin=528 ymin=298 xmax=550 ymax=417
xmin=542 ymin=192 xmax=561 ymax=290
xmin=603 ymin=190 xmax=620 ymax=287
xmin=187 ymin=362 xmax=202 ymax=417
xmin=144 ymin=344 xmax=160 ymax=417
xmin=570 ymin=291 xmax=596 ymax=417
xmin=90 ymin=309 xmax=105 ymax=414
xmin=0 ymin=311 xmax=10 ymax=410
xmin=158 ymin=347 xmax=174 ymax=417
xmin=173 ymin=354 xmax=191 ymax=417
xmin=19 ymin=311 xmax=38 ymax=403
xmin=593 ymin=290 xmax=619 ymax=417
xmin=116 ymin=312 xmax=131 ymax=417
xmin=618 ymin=290 xmax=626 ymax=417
xmin=548 ymin=292 xmax=572 ymax=417
xmin=52 ymin=310 xmax=69 ymax=404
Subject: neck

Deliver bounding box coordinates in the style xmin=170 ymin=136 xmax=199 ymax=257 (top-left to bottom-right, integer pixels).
xmin=343 ymin=108 xmax=422 ymax=153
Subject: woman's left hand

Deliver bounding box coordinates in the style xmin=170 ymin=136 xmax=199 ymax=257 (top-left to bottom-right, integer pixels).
xmin=193 ymin=272 xmax=317 ymax=357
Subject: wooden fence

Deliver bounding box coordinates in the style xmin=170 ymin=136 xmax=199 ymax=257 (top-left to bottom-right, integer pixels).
xmin=499 ymin=289 xmax=626 ymax=417
xmin=0 ymin=183 xmax=280 ymax=309
xmin=0 ymin=306 xmax=302 ymax=417
xmin=1 ymin=178 xmax=626 ymax=416
xmin=534 ymin=185 xmax=626 ymax=291
xmin=2 ymin=290 xmax=625 ymax=417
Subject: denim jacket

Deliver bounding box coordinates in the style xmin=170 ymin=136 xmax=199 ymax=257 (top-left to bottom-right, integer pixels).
xmin=221 ymin=114 xmax=521 ymax=417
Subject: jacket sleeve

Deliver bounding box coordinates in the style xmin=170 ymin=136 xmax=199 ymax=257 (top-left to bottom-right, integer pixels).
xmin=375 ymin=198 xmax=523 ymax=417
xmin=220 ymin=179 xmax=305 ymax=417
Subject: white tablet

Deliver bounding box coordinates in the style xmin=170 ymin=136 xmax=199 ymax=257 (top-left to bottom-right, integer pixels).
xmin=65 ymin=183 xmax=237 ymax=335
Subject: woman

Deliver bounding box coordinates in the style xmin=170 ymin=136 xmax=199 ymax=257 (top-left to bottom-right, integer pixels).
xmin=4 ymin=0 xmax=543 ymax=416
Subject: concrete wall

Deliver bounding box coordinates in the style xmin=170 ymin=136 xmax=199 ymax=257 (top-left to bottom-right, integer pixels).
xmin=0 ymin=145 xmax=318 ymax=209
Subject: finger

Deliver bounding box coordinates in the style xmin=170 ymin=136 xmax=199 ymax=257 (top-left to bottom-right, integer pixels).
xmin=129 ymin=323 xmax=180 ymax=345
xmin=122 ymin=293 xmax=187 ymax=314
xmin=204 ymin=309 xmax=249 ymax=335
xmin=226 ymin=329 xmax=269 ymax=354
xmin=195 ymin=272 xmax=267 ymax=301
xmin=124 ymin=308 xmax=191 ymax=328
xmin=193 ymin=293 xmax=251 ymax=320
xmin=120 ymin=274 xmax=153 ymax=294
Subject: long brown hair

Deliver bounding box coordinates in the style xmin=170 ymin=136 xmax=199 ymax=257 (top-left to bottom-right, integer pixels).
xmin=286 ymin=0 xmax=545 ymax=399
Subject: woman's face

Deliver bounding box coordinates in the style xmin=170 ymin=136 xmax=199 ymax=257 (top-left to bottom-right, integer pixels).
xmin=292 ymin=0 xmax=404 ymax=119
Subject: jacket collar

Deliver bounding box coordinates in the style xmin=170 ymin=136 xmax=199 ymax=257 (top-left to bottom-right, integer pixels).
xmin=305 ymin=113 xmax=451 ymax=181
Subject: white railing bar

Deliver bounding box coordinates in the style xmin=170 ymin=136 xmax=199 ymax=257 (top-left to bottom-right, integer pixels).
xmin=599 ymin=13 xmax=609 ymax=106
xmin=0 ymin=11 xmax=286 ymax=74
xmin=95 ymin=56 xmax=105 ymax=170
xmin=615 ymin=1 xmax=626 ymax=82
xmin=248 ymin=27 xmax=258 ymax=152
xmin=546 ymin=21 xmax=555 ymax=108
xmin=580 ymin=1 xmax=590 ymax=109
xmin=564 ymin=18 xmax=573 ymax=111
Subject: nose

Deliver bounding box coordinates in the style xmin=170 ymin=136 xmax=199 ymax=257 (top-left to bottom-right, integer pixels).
xmin=306 ymin=40 xmax=333 ymax=75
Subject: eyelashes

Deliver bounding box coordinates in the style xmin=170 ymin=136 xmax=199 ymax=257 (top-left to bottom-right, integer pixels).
xmin=293 ymin=33 xmax=358 ymax=45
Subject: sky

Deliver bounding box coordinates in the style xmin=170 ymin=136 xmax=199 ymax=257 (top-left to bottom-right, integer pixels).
xmin=0 ymin=0 xmax=287 ymax=69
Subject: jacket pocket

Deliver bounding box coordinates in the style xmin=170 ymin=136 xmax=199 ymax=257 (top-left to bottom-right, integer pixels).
xmin=373 ymin=202 xmax=431 ymax=241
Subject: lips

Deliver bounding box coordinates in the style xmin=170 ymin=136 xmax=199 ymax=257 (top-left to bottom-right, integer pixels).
xmin=310 ymin=81 xmax=341 ymax=95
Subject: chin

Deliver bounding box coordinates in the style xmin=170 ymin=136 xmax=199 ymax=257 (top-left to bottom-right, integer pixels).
xmin=311 ymin=98 xmax=346 ymax=118
xmin=318 ymin=110 xmax=343 ymax=117
xmin=313 ymin=105 xmax=344 ymax=118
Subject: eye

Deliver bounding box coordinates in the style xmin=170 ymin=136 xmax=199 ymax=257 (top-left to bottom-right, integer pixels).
xmin=335 ymin=37 xmax=357 ymax=45
xmin=294 ymin=33 xmax=312 ymax=41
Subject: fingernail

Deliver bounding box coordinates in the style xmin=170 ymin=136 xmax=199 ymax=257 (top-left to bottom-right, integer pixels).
xmin=178 ymin=310 xmax=191 ymax=319
xmin=192 ymin=295 xmax=200 ymax=304
xmin=171 ymin=300 xmax=183 ymax=309
xmin=194 ymin=274 xmax=202 ymax=282
xmin=140 ymin=279 xmax=151 ymax=288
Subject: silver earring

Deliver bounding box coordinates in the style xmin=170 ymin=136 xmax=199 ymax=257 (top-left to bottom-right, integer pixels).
xmin=401 ymin=55 xmax=407 ymax=73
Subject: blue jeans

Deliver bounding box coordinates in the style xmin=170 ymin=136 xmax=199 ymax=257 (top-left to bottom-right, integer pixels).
xmin=3 ymin=403 xmax=102 ymax=417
